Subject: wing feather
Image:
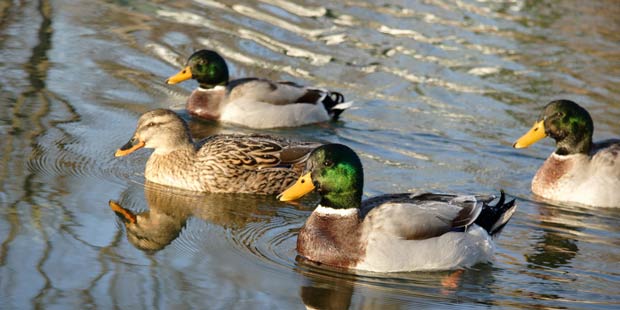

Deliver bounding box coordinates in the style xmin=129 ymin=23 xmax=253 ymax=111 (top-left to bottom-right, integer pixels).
xmin=362 ymin=193 xmax=490 ymax=240
xmin=196 ymin=134 xmax=320 ymax=169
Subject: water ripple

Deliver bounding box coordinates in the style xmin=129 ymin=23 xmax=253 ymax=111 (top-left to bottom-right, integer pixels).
xmin=4 ymin=0 xmax=620 ymax=308
xmin=231 ymin=4 xmax=331 ymax=39
xmin=259 ymin=0 xmax=327 ymax=18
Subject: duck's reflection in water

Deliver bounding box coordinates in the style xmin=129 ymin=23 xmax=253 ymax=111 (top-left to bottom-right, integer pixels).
xmin=109 ymin=181 xmax=280 ymax=252
xmin=295 ymin=255 xmax=502 ymax=309
xmin=525 ymin=202 xmax=582 ymax=270
xmin=297 ymin=258 xmax=355 ymax=310
xmin=300 ymin=279 xmax=353 ymax=310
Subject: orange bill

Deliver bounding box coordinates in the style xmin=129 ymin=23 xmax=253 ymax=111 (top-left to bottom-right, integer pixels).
xmin=513 ymin=120 xmax=546 ymax=149
xmin=115 ymin=138 xmax=145 ymax=157
xmin=165 ymin=66 xmax=193 ymax=84
xmin=278 ymin=172 xmax=315 ymax=201
xmin=109 ymin=200 xmax=137 ymax=224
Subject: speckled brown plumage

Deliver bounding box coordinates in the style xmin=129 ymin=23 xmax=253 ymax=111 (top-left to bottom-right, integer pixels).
xmin=117 ymin=109 xmax=321 ymax=194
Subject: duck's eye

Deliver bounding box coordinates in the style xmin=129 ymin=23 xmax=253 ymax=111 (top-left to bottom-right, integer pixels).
xmin=146 ymin=122 xmax=156 ymax=127
xmin=323 ymin=160 xmax=333 ymax=167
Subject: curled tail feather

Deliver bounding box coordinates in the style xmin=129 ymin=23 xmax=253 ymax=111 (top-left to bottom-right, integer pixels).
xmin=322 ymin=91 xmax=353 ymax=120
xmin=474 ymin=190 xmax=517 ymax=237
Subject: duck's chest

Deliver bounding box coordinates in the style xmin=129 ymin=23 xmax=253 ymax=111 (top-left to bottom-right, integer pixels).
xmin=532 ymin=154 xmax=583 ymax=199
xmin=145 ymin=153 xmax=206 ymax=192
xmin=297 ymin=211 xmax=365 ymax=269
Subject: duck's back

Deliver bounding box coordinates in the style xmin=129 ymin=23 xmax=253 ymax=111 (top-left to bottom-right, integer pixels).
xmin=194 ymin=135 xmax=320 ymax=194
xmin=581 ymin=140 xmax=620 ymax=206
xmin=221 ymin=79 xmax=335 ymax=128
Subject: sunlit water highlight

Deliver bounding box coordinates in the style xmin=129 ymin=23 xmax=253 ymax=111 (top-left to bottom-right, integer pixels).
xmin=1 ymin=0 xmax=619 ymax=309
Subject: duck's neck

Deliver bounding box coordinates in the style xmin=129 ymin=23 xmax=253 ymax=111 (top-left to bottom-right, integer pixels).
xmin=315 ymin=204 xmax=359 ymax=217
xmin=145 ymin=145 xmax=203 ymax=191
xmin=319 ymin=189 xmax=362 ymax=211
xmin=198 ymin=81 xmax=226 ymax=89
xmin=151 ymin=142 xmax=196 ymax=156
xmin=555 ymin=134 xmax=592 ymax=156
xmin=552 ymin=116 xmax=593 ymax=156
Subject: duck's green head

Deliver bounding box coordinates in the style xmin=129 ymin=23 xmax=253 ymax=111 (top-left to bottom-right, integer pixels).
xmin=279 ymin=144 xmax=364 ymax=209
xmin=513 ymin=100 xmax=594 ymax=155
xmin=165 ymin=50 xmax=229 ymax=88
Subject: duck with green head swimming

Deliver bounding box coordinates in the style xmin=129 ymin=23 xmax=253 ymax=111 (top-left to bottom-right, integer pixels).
xmin=514 ymin=99 xmax=620 ymax=207
xmin=166 ymin=50 xmax=352 ymax=129
xmin=278 ymin=144 xmax=517 ymax=272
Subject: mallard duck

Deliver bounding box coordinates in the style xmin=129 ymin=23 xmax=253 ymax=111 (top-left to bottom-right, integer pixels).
xmin=277 ymin=144 xmax=517 ymax=272
xmin=114 ymin=109 xmax=321 ymax=194
xmin=165 ymin=49 xmax=353 ymax=128
xmin=513 ymin=100 xmax=620 ymax=207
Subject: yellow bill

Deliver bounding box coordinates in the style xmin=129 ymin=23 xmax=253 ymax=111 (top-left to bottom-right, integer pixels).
xmin=278 ymin=172 xmax=315 ymax=201
xmin=115 ymin=138 xmax=145 ymax=157
xmin=165 ymin=66 xmax=193 ymax=84
xmin=109 ymin=200 xmax=137 ymax=224
xmin=513 ymin=120 xmax=546 ymax=148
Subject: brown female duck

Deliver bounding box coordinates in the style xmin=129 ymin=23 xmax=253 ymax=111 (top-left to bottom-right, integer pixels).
xmin=115 ymin=109 xmax=320 ymax=194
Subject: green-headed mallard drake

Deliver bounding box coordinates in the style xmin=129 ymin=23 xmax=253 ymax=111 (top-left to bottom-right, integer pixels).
xmin=277 ymin=144 xmax=517 ymax=272
xmin=513 ymin=100 xmax=620 ymax=207
xmin=114 ymin=109 xmax=321 ymax=194
xmin=165 ymin=49 xmax=352 ymax=129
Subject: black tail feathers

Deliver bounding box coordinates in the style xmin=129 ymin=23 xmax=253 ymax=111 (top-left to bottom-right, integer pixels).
xmin=474 ymin=190 xmax=517 ymax=237
xmin=322 ymin=91 xmax=348 ymax=120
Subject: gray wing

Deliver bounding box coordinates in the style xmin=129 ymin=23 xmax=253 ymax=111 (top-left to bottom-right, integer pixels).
xmin=362 ymin=193 xmax=494 ymax=240
xmin=228 ymin=79 xmax=323 ymax=106
xmin=591 ymin=140 xmax=620 ymax=167
xmin=589 ymin=140 xmax=620 ymax=189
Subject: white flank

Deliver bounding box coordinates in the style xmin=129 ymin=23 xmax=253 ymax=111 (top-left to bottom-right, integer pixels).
xmin=356 ymin=225 xmax=494 ymax=272
xmin=220 ymin=100 xmax=330 ymax=128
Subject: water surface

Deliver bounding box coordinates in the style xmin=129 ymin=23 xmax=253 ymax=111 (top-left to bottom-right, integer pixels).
xmin=1 ymin=0 xmax=619 ymax=309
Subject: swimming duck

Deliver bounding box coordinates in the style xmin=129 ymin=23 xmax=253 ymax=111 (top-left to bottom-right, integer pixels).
xmin=513 ymin=100 xmax=620 ymax=207
xmin=165 ymin=49 xmax=352 ymax=129
xmin=114 ymin=109 xmax=321 ymax=194
xmin=278 ymin=144 xmax=517 ymax=272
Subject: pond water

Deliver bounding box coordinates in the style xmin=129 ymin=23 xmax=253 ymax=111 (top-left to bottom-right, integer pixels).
xmin=1 ymin=0 xmax=619 ymax=308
